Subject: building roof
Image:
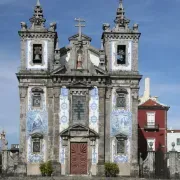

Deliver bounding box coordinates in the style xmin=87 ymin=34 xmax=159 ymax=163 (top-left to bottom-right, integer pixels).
xmin=167 ymin=130 xmax=180 ymax=133
xmin=139 ymin=98 xmax=170 ymax=110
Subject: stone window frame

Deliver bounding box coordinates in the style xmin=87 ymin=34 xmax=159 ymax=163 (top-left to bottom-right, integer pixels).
xmin=115 ymin=133 xmax=128 ymax=155
xmin=29 ymin=40 xmax=46 ymax=66
xmin=31 ymin=133 xmax=43 ymax=154
xmin=31 ymin=87 xmax=44 ymax=110
xmin=116 ymin=88 xmax=128 ymax=109
xmin=177 ymin=138 xmax=180 ymax=146
xmin=113 ymin=41 xmax=130 ymax=68
xmin=69 ymin=89 xmax=89 ymax=127
xmin=146 ymin=112 xmax=156 ymax=126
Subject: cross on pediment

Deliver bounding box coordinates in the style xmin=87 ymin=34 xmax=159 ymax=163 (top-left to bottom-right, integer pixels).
xmin=74 ymin=101 xmax=84 ymax=120
xmin=75 ymin=18 xmax=85 ymax=40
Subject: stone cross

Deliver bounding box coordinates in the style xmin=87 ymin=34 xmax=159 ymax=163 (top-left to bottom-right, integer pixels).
xmin=74 ymin=101 xmax=84 ymax=120
xmin=75 ymin=18 xmax=85 ymax=40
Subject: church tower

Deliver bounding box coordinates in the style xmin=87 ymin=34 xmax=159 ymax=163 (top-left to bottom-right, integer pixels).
xmin=17 ymin=0 xmax=59 ymax=175
xmin=102 ymin=0 xmax=142 ymax=176
xmin=16 ymin=0 xmax=142 ymax=176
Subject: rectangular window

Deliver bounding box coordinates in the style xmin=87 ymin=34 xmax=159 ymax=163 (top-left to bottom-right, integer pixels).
xmin=147 ymin=112 xmax=155 ymax=127
xmin=177 ymin=138 xmax=180 ymax=145
xmin=117 ymin=140 xmax=125 ymax=154
xmin=32 ymin=93 xmax=41 ymax=107
xmin=32 ymin=139 xmax=41 ymax=153
xmin=117 ymin=45 xmax=126 ymax=65
xmin=33 ymin=44 xmax=42 ymax=64
xmin=72 ymin=96 xmax=86 ymax=121
xmin=116 ymin=94 xmax=126 ymax=108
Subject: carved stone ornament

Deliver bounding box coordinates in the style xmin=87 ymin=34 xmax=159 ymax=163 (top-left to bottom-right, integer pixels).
xmin=20 ymin=22 xmax=27 ymax=31
xmin=102 ymin=23 xmax=111 ymax=32
xmin=49 ymin=22 xmax=57 ymax=32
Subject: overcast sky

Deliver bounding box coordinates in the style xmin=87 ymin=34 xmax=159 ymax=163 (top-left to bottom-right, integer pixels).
xmin=0 ymin=0 xmax=180 ymax=146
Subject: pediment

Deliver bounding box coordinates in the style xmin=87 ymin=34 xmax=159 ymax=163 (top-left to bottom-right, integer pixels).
xmin=115 ymin=133 xmax=128 ymax=140
xmin=71 ymin=81 xmax=88 ymax=87
xmin=60 ymin=124 xmax=99 ymax=138
xmin=68 ymin=33 xmax=92 ymax=42
xmin=51 ymin=65 xmax=67 ymax=75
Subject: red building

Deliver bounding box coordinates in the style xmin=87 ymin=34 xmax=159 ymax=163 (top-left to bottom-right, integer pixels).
xmin=138 ymin=78 xmax=169 ymax=160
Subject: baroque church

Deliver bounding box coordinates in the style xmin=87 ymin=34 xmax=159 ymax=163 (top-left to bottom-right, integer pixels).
xmin=17 ymin=0 xmax=142 ymax=176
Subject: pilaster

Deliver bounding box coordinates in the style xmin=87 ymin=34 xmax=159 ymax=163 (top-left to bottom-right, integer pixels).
xmin=105 ymin=87 xmax=112 ymax=162
xmin=130 ymin=88 xmax=139 ymax=177
xmin=18 ymin=86 xmax=28 ymax=175
xmin=47 ymin=88 xmax=54 ymax=160
xmin=97 ymin=87 xmax=105 ymax=176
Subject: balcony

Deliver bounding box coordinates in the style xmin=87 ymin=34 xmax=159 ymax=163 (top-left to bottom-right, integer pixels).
xmin=144 ymin=123 xmax=159 ymax=131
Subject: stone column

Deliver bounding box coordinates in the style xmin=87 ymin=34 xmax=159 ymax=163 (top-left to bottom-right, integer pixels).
xmin=169 ymin=142 xmax=177 ymax=179
xmin=130 ymin=88 xmax=139 ymax=177
xmin=97 ymin=88 xmax=105 ymax=176
xmin=105 ymin=87 xmax=112 ymax=162
xmin=52 ymin=87 xmax=61 ymax=175
xmin=18 ymin=86 xmax=28 ymax=175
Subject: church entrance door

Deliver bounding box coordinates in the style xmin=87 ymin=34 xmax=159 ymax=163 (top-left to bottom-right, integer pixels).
xmin=70 ymin=142 xmax=88 ymax=174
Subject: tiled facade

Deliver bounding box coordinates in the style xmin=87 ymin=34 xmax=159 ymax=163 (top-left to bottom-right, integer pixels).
xmin=16 ymin=0 xmax=142 ymax=176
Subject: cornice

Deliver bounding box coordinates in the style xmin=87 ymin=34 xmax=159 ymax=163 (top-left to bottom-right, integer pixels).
xmin=18 ymin=31 xmax=57 ymax=39
xmin=138 ymin=106 xmax=170 ymax=111
xmin=102 ymin=32 xmax=141 ymax=40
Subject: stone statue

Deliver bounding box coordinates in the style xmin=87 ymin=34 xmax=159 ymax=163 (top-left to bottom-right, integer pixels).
xmin=77 ymin=51 xmax=83 ymax=69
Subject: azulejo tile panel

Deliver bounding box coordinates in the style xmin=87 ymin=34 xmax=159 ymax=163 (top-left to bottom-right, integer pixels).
xmin=111 ymin=88 xmax=132 ymax=163
xmin=26 ymin=87 xmax=48 ymax=164
xmin=89 ymin=87 xmax=99 ymax=133
xmin=92 ymin=140 xmax=98 ymax=165
xmin=59 ymin=88 xmax=69 ymax=132
xmin=59 ymin=137 xmax=65 ymax=164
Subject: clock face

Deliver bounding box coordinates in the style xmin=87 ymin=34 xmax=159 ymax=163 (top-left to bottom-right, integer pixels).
xmin=33 ymin=142 xmax=40 ymax=153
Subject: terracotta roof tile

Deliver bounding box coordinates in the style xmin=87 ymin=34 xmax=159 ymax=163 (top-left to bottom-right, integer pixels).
xmin=139 ymin=99 xmax=164 ymax=107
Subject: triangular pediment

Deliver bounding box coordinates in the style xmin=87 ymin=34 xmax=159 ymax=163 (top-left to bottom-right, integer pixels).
xmin=60 ymin=124 xmax=99 ymax=138
xmin=68 ymin=33 xmax=92 ymax=42
xmin=51 ymin=65 xmax=67 ymax=75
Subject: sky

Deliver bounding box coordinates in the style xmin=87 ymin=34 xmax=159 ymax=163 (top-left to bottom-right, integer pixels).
xmin=0 ymin=0 xmax=180 ymax=146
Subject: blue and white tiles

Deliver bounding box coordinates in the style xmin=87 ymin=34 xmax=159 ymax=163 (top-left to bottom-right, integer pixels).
xmin=89 ymin=87 xmax=99 ymax=133
xmin=59 ymin=88 xmax=69 ymax=132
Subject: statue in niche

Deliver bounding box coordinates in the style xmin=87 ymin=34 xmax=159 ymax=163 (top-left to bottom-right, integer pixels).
xmin=76 ymin=49 xmax=83 ymax=69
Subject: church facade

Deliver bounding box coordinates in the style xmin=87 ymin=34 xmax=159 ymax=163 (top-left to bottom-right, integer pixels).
xmin=17 ymin=0 xmax=142 ymax=176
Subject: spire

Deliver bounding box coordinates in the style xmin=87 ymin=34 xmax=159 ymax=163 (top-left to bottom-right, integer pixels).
xmin=114 ymin=0 xmax=130 ymax=28
xmin=36 ymin=0 xmax=41 ymax=6
xmin=29 ymin=0 xmax=46 ymax=29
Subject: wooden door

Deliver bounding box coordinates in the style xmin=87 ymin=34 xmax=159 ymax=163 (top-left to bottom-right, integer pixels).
xmin=70 ymin=143 xmax=87 ymax=174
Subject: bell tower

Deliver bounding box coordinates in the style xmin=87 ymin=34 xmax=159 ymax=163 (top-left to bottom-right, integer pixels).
xmin=102 ymin=0 xmax=142 ymax=176
xmin=18 ymin=0 xmax=57 ymax=71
